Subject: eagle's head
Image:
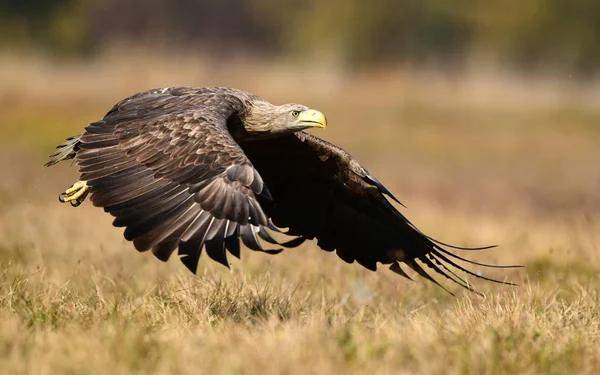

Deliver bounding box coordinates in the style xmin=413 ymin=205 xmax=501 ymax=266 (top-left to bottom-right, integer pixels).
xmin=243 ymin=101 xmax=327 ymax=137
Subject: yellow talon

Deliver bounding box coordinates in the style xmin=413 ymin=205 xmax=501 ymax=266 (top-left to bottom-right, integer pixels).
xmin=59 ymin=181 xmax=89 ymax=207
xmin=64 ymin=181 xmax=87 ymax=195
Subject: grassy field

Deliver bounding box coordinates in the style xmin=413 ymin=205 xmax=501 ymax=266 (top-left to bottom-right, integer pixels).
xmin=1 ymin=53 xmax=599 ymax=374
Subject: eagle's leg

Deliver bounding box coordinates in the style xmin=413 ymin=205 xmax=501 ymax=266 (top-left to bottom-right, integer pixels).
xmin=59 ymin=180 xmax=89 ymax=207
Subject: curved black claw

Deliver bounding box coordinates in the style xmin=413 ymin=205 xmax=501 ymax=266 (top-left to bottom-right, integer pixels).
xmin=59 ymin=194 xmax=66 ymax=203
xmin=70 ymin=200 xmax=82 ymax=208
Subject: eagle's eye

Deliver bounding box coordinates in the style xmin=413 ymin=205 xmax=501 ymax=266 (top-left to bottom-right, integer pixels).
xmin=291 ymin=110 xmax=300 ymax=117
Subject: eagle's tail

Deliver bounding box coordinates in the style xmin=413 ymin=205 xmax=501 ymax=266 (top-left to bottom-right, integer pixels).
xmin=45 ymin=135 xmax=82 ymax=167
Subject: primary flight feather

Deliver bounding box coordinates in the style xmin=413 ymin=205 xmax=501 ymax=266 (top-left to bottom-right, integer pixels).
xmin=47 ymin=86 xmax=520 ymax=295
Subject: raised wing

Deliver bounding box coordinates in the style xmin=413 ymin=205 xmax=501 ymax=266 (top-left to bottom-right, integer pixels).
xmin=241 ymin=132 xmax=521 ymax=295
xmin=77 ymin=88 xmax=303 ymax=273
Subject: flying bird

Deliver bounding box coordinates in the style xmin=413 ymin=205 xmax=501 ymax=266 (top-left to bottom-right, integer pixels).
xmin=47 ymin=86 xmax=519 ymax=295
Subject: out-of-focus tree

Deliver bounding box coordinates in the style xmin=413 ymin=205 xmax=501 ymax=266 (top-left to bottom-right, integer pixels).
xmin=1 ymin=0 xmax=599 ymax=76
xmin=469 ymin=0 xmax=600 ymax=76
xmin=87 ymin=0 xmax=275 ymax=54
xmin=253 ymin=0 xmax=473 ymax=68
xmin=0 ymin=0 xmax=92 ymax=54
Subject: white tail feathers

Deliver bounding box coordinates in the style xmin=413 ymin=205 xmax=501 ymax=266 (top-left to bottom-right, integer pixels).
xmin=45 ymin=135 xmax=82 ymax=167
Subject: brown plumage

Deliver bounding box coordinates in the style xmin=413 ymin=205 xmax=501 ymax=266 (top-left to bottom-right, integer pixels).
xmin=47 ymin=86 xmax=520 ymax=295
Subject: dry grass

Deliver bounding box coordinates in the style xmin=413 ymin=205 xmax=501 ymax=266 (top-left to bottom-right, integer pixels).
xmin=1 ymin=51 xmax=599 ymax=374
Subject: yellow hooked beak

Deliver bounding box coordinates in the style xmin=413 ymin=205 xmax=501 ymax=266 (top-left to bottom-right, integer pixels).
xmin=296 ymin=109 xmax=327 ymax=129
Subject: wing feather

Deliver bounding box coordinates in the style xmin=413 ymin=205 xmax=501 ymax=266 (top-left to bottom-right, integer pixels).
xmin=75 ymin=87 xmax=300 ymax=273
xmin=241 ymin=131 xmax=519 ymax=294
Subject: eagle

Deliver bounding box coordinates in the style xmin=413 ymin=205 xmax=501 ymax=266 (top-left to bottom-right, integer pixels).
xmin=47 ymin=86 xmax=518 ymax=295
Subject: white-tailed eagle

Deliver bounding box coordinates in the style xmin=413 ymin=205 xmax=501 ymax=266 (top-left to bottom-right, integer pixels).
xmin=47 ymin=86 xmax=519 ymax=295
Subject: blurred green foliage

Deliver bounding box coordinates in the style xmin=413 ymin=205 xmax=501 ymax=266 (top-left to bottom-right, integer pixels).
xmin=1 ymin=0 xmax=599 ymax=76
xmin=0 ymin=0 xmax=92 ymax=54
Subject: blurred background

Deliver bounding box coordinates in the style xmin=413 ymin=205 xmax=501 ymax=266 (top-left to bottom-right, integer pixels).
xmin=0 ymin=0 xmax=599 ymax=258
xmin=1 ymin=3 xmax=599 ymax=373
xmin=3 ymin=0 xmax=600 ymax=75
